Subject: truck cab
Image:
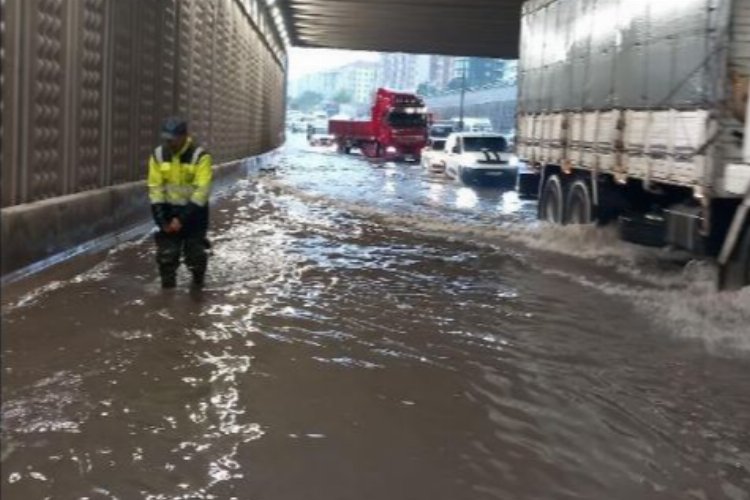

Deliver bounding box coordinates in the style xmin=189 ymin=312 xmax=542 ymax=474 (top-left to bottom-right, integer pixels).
xmin=328 ymin=88 xmax=429 ymax=161
xmin=372 ymin=89 xmax=429 ymax=160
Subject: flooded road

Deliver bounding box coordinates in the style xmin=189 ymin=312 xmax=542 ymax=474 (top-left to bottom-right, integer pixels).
xmin=3 ymin=136 xmax=750 ymax=499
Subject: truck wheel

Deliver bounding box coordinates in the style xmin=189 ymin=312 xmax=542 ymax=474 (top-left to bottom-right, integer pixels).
xmin=566 ymin=179 xmax=593 ymax=224
xmin=540 ymin=174 xmax=565 ymax=224
xmin=718 ymin=222 xmax=750 ymax=290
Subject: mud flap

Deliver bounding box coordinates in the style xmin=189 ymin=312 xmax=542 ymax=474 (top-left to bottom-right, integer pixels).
xmin=618 ymin=213 xmax=667 ymax=248
xmin=717 ymin=186 xmax=750 ymax=290
xmin=717 ymin=223 xmax=750 ymax=290
xmin=517 ymin=171 xmax=541 ymax=199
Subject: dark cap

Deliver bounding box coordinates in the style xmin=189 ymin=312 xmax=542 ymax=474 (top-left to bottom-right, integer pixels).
xmin=161 ymin=117 xmax=188 ymax=140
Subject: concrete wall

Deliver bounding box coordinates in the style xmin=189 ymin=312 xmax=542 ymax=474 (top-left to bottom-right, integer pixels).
xmin=1 ymin=0 xmax=287 ymax=276
xmin=0 ymin=151 xmax=279 ymax=279
xmin=425 ymin=86 xmax=517 ymax=132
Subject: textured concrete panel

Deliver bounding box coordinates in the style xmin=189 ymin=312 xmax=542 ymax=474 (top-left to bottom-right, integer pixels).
xmin=2 ymin=0 xmax=287 ymax=274
xmin=4 ymin=0 xmax=285 ymax=206
xmin=27 ymin=0 xmax=67 ymax=202
xmin=73 ymin=0 xmax=106 ymax=192
xmin=1 ymin=152 xmax=280 ymax=277
xmin=109 ymin=0 xmax=135 ymax=185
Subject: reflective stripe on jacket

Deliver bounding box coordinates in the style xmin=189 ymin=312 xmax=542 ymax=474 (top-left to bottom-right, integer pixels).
xmin=147 ymin=137 xmax=213 ymax=207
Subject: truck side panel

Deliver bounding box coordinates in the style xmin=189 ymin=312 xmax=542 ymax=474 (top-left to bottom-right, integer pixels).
xmin=329 ymin=120 xmax=374 ymax=140
xmin=719 ymin=0 xmax=750 ymax=171
xmin=520 ymin=0 xmax=724 ymax=113
xmin=517 ymin=0 xmax=736 ymax=193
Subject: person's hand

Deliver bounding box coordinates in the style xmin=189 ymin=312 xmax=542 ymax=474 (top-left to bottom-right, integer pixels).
xmin=163 ymin=218 xmax=182 ymax=234
xmin=169 ymin=218 xmax=182 ymax=233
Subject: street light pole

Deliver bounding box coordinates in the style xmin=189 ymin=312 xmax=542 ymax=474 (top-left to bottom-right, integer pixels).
xmin=458 ymin=60 xmax=467 ymax=132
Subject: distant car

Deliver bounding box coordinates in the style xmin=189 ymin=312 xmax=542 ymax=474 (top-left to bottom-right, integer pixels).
xmin=307 ymin=126 xmax=335 ymax=147
xmin=441 ymin=132 xmax=518 ymax=187
xmin=429 ymin=123 xmax=454 ymax=139
xmin=420 ymin=137 xmax=448 ymax=174
xmin=451 ymin=117 xmax=494 ymax=133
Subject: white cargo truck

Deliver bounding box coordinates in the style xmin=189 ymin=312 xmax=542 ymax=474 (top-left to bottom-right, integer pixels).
xmin=516 ymin=0 xmax=750 ymax=289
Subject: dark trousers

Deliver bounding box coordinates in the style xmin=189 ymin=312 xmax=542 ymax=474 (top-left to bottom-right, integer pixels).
xmin=155 ymin=230 xmax=208 ymax=283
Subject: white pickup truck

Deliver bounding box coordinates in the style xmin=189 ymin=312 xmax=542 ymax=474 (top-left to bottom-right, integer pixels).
xmin=441 ymin=132 xmax=518 ymax=187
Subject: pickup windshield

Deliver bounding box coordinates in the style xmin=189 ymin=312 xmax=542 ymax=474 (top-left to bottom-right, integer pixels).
xmin=430 ymin=140 xmax=446 ymax=151
xmin=463 ymin=136 xmax=507 ymax=152
xmin=388 ymin=112 xmax=427 ymax=128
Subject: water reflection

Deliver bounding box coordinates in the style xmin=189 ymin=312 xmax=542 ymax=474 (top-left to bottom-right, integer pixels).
xmin=383 ymin=178 xmax=396 ymax=195
xmin=499 ymin=190 xmax=522 ymax=215
xmin=427 ymin=182 xmax=445 ymax=204
xmin=2 ymin=136 xmax=749 ymax=500
xmin=455 ymin=187 xmax=479 ymax=209
xmin=275 ymin=136 xmax=538 ymax=223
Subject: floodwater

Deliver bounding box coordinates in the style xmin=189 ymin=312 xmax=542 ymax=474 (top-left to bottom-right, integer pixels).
xmin=2 ymin=135 xmax=750 ymax=500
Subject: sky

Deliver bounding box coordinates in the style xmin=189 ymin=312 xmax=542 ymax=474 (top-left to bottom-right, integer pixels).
xmin=288 ymin=48 xmax=381 ymax=81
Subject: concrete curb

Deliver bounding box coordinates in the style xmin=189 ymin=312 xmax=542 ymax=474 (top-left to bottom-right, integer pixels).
xmin=1 ymin=149 xmax=280 ymax=283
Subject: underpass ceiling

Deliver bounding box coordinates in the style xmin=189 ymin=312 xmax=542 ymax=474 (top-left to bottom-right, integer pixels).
xmin=278 ymin=0 xmax=525 ymax=58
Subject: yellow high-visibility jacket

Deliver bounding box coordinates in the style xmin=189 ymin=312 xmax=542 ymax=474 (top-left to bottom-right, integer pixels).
xmin=148 ymin=137 xmax=213 ymax=207
xmin=147 ymin=137 xmax=213 ymax=229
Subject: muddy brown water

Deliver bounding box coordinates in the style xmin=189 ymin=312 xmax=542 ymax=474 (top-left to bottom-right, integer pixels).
xmin=2 ymin=138 xmax=750 ymax=499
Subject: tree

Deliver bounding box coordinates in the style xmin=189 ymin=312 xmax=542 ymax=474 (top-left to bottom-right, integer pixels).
xmin=447 ymin=77 xmax=464 ymax=91
xmin=416 ymin=82 xmax=436 ymax=96
xmin=292 ymin=91 xmax=324 ymax=112
xmin=332 ymin=89 xmax=353 ymax=104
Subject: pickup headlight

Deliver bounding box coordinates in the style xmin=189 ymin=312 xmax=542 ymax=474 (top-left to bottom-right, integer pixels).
xmin=508 ymin=155 xmax=520 ymax=167
xmin=461 ymin=154 xmax=476 ymax=165
xmin=386 ymin=146 xmax=397 ymax=154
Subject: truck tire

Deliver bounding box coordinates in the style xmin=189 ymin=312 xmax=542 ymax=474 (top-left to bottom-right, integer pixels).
xmin=540 ymin=174 xmax=565 ymax=224
xmin=718 ymin=222 xmax=750 ymax=290
xmin=566 ymin=179 xmax=594 ymax=224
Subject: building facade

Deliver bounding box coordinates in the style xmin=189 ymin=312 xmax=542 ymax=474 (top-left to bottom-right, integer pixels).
xmin=380 ymin=53 xmax=431 ymax=92
xmin=291 ymin=61 xmax=380 ymax=105
xmin=293 ymin=70 xmax=340 ymax=98
xmin=336 ymin=61 xmax=380 ymax=104
xmin=428 ymin=55 xmax=456 ymax=90
xmin=453 ymin=57 xmax=506 ymax=88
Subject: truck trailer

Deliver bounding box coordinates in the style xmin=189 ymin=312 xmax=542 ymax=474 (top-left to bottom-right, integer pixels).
xmin=329 ymin=88 xmax=429 ymax=161
xmin=516 ymin=0 xmax=750 ymax=289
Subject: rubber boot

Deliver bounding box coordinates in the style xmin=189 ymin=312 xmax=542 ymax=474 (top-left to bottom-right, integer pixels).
xmin=191 ymin=271 xmax=205 ymax=289
xmin=161 ymin=274 xmax=177 ymax=289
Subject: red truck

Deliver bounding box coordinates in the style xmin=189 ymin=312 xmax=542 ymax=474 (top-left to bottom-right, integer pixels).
xmin=329 ymin=88 xmax=429 ymax=161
